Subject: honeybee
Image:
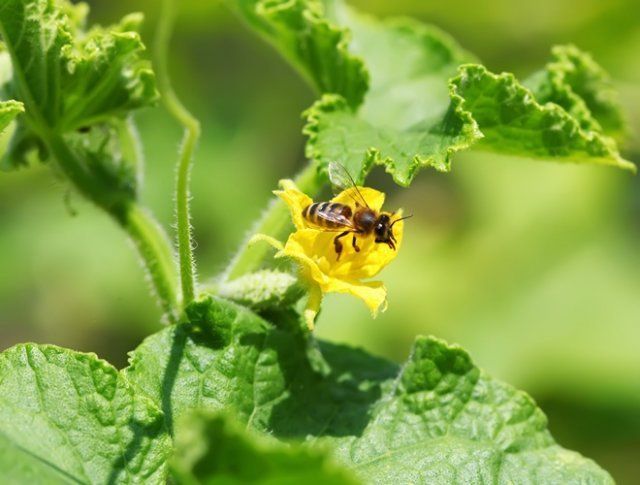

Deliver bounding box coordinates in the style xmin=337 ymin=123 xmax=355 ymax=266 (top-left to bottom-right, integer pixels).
xmin=302 ymin=162 xmax=411 ymax=260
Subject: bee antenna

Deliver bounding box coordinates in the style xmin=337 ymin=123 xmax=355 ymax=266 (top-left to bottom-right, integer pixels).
xmin=391 ymin=214 xmax=413 ymax=227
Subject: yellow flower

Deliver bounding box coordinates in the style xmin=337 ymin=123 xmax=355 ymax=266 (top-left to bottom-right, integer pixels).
xmin=256 ymin=179 xmax=405 ymax=331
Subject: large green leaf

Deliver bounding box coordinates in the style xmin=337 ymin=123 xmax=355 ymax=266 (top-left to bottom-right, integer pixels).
xmin=450 ymin=64 xmax=635 ymax=172
xmin=304 ymin=3 xmax=480 ymax=185
xmin=226 ymin=0 xmax=368 ymax=108
xmin=171 ymin=411 xmax=359 ymax=484
xmin=125 ymin=297 xmax=612 ymax=483
xmin=0 ymin=344 xmax=171 ymax=484
xmin=302 ymin=3 xmax=634 ymax=185
xmin=227 ymin=0 xmax=635 ymax=185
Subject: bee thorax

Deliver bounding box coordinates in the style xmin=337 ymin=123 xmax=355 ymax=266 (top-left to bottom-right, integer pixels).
xmin=354 ymin=208 xmax=377 ymax=232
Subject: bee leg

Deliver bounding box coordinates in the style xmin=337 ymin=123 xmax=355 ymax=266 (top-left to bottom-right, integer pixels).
xmin=352 ymin=235 xmax=360 ymax=252
xmin=334 ymin=231 xmax=350 ymax=260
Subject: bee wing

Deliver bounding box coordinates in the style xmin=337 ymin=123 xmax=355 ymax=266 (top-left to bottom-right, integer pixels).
xmin=328 ymin=162 xmax=370 ymax=208
xmin=328 ymin=161 xmax=355 ymax=192
xmin=314 ymin=209 xmax=355 ymax=229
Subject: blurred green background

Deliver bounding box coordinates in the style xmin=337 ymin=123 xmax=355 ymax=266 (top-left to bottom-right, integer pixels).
xmin=1 ymin=0 xmax=639 ymax=481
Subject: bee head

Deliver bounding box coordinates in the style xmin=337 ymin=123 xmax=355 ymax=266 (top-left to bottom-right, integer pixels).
xmin=374 ymin=213 xmax=412 ymax=250
xmin=374 ymin=214 xmax=396 ymax=249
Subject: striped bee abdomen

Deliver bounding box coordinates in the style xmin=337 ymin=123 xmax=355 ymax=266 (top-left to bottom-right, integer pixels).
xmin=302 ymin=202 xmax=353 ymax=228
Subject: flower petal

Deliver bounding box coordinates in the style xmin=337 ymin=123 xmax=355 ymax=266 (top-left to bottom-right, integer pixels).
xmin=282 ymin=231 xmax=388 ymax=315
xmin=274 ymin=179 xmax=313 ymax=230
xmin=331 ymin=186 xmax=385 ymax=212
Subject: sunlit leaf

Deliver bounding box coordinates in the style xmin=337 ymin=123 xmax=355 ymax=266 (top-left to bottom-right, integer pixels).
xmin=0 ymin=344 xmax=171 ymax=484
xmin=301 ymin=3 xmax=635 ymax=186
xmin=451 ymin=64 xmax=635 ymax=172
xmin=525 ymin=44 xmax=626 ymax=138
xmin=125 ymin=297 xmax=612 ymax=483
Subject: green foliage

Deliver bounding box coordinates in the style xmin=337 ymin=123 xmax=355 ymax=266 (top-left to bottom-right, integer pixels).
xmin=0 ymin=1 xmax=155 ymax=133
xmin=171 ymin=411 xmax=359 ymax=484
xmin=0 ymin=0 xmax=179 ymax=319
xmin=226 ymin=0 xmax=368 ymax=108
xmin=0 ymin=344 xmax=171 ymax=484
xmin=0 ymin=0 xmax=156 ymax=212
xmin=0 ymin=0 xmax=633 ymax=482
xmin=301 ymin=1 xmax=634 ymax=185
xmin=126 ymin=297 xmax=612 ymax=483
xmin=525 ymin=45 xmax=625 ymax=138
xmin=450 ymin=64 xmax=634 ymax=172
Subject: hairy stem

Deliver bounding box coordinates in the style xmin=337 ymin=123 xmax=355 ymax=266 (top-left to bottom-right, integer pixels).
xmin=223 ymin=162 xmax=322 ymax=281
xmin=121 ymin=205 xmax=179 ymax=322
xmin=155 ymin=0 xmax=201 ymax=307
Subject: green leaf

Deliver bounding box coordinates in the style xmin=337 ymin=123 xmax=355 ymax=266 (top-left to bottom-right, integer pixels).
xmin=451 ymin=64 xmax=635 ymax=172
xmin=0 ymin=430 xmax=84 ymax=484
xmin=171 ymin=411 xmax=359 ymax=484
xmin=301 ymin=3 xmax=634 ymax=186
xmin=0 ymin=1 xmax=156 ymax=132
xmin=525 ymin=44 xmax=626 ymax=139
xmin=304 ymin=91 xmax=480 ymax=186
xmin=303 ymin=3 xmax=482 ymax=185
xmin=225 ymin=0 xmax=368 ymax=108
xmin=0 ymin=344 xmax=171 ymax=484
xmin=125 ymin=297 xmax=612 ymax=483
xmin=0 ymin=99 xmax=22 ymax=132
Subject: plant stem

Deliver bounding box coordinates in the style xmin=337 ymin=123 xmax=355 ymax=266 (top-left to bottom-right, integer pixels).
xmin=223 ymin=162 xmax=322 ymax=281
xmin=155 ymin=0 xmax=201 ymax=307
xmin=121 ymin=204 xmax=179 ymax=322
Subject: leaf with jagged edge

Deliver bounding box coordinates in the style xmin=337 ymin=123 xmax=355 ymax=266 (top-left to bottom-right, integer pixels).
xmin=525 ymin=44 xmax=625 ymax=139
xmin=301 ymin=2 xmax=634 ymax=186
xmin=303 ymin=3 xmax=481 ymax=185
xmin=225 ymin=0 xmax=368 ymax=108
xmin=294 ymin=0 xmax=635 ymax=186
xmin=124 ymin=297 xmax=613 ymax=484
xmin=0 ymin=344 xmax=171 ymax=484
xmin=450 ymin=64 xmax=635 ymax=172
xmin=171 ymin=411 xmax=360 ymax=484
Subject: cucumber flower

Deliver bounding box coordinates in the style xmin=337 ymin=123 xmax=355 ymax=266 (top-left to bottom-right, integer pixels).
xmin=253 ymin=179 xmax=405 ymax=330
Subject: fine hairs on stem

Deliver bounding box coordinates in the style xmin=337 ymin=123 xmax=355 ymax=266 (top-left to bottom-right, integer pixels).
xmin=155 ymin=0 xmax=202 ymax=308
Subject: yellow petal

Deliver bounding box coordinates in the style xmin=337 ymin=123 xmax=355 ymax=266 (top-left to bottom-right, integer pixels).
xmin=331 ymin=186 xmax=385 ymax=212
xmin=274 ymin=179 xmax=312 ymax=231
xmin=282 ymin=231 xmax=389 ymax=315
